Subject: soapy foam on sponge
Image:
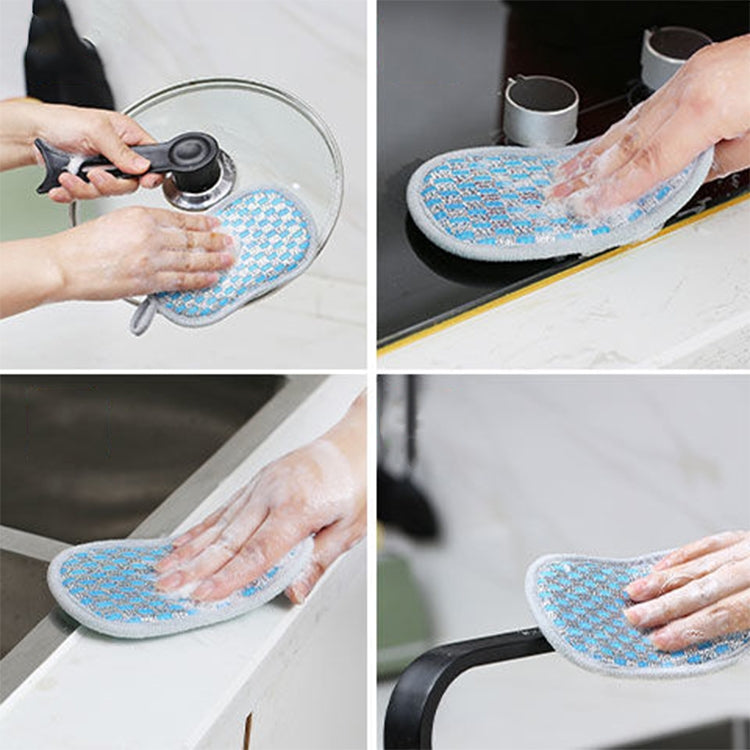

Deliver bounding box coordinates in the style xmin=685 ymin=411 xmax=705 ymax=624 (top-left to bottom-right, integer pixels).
xmin=407 ymin=141 xmax=713 ymax=261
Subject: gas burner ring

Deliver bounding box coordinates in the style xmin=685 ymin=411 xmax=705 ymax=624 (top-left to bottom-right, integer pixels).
xmin=503 ymin=75 xmax=579 ymax=148
xmin=641 ymin=26 xmax=712 ymax=91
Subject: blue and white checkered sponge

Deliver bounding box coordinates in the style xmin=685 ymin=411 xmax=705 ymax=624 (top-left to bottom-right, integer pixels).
xmin=130 ymin=187 xmax=317 ymax=335
xmin=47 ymin=536 xmax=313 ymax=638
xmin=526 ymin=551 xmax=750 ymax=678
xmin=407 ymin=142 xmax=713 ymax=262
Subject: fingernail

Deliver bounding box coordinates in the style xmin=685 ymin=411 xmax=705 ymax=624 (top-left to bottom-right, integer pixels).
xmin=553 ymin=161 xmax=578 ymax=182
xmin=156 ymin=571 xmax=184 ymax=591
xmin=192 ymin=581 xmax=216 ymax=600
xmin=222 ymin=235 xmax=236 ymax=250
xmin=650 ymin=627 xmax=674 ymax=651
xmin=207 ymin=216 xmax=222 ymax=228
xmin=547 ymin=182 xmax=573 ymax=200
xmin=568 ymin=190 xmax=598 ymax=219
xmin=288 ymin=584 xmax=306 ymax=605
xmin=625 ymin=578 xmax=648 ymax=598
xmin=623 ymin=606 xmax=642 ymax=627
xmin=220 ymin=253 xmax=235 ymax=267
xmin=132 ymin=155 xmax=150 ymax=171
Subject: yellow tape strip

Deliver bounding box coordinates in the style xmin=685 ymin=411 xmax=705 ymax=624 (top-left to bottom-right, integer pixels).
xmin=377 ymin=192 xmax=750 ymax=356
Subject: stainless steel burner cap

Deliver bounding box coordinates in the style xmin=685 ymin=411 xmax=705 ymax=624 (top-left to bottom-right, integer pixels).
xmin=162 ymin=149 xmax=237 ymax=211
xmin=503 ymin=75 xmax=579 ymax=148
xmin=641 ymin=26 xmax=712 ymax=91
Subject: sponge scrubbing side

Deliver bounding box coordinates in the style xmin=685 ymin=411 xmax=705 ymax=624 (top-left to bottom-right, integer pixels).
xmin=48 ymin=536 xmax=313 ymax=639
xmin=526 ymin=550 xmax=750 ymax=678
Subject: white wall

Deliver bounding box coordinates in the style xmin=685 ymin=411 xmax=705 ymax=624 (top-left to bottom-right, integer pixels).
xmin=378 ymin=373 xmax=750 ymax=749
xmin=0 ymin=0 xmax=365 ymax=368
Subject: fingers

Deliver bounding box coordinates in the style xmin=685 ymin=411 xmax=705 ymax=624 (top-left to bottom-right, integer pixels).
xmin=148 ymin=208 xmax=223 ymax=232
xmin=156 ymin=501 xmax=268 ymax=590
xmin=549 ymin=37 xmax=750 ymax=216
xmin=553 ymin=101 xmax=650 ymax=187
xmin=558 ymin=103 xmax=714 ymax=217
xmin=113 ymin=111 xmax=157 ymax=149
xmin=50 ymin=169 xmax=139 ymax=203
xmin=192 ymin=513 xmax=307 ymax=601
xmin=155 ymin=490 xmax=253 ymax=575
xmin=652 ymin=530 xmax=748 ymax=571
xmin=139 ymin=173 xmax=163 ymax=189
xmin=170 ymin=508 xmax=228 ymax=550
xmin=158 ymin=228 xmax=234 ymax=255
xmin=707 ymin=133 xmax=750 ymax=181
xmin=286 ymin=512 xmax=365 ymax=604
xmin=94 ymin=117 xmax=151 ymax=175
xmin=624 ymin=557 xmax=750 ymax=630
xmin=151 ymin=271 xmax=222 ymax=293
xmin=626 ymin=538 xmax=750 ymax=602
xmin=649 ymin=588 xmax=750 ymax=651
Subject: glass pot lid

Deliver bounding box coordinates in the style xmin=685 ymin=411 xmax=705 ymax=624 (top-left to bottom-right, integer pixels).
xmin=72 ymin=78 xmax=344 ymax=253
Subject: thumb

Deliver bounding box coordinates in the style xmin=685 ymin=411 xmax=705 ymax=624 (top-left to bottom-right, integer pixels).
xmin=96 ymin=120 xmax=150 ymax=175
xmin=285 ymin=521 xmax=362 ymax=604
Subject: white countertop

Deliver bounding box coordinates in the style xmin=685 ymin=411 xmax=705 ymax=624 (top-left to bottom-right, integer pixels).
xmin=379 ymin=196 xmax=750 ymax=370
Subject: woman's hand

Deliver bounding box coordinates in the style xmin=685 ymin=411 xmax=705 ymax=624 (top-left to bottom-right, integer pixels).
xmin=156 ymin=392 xmax=367 ymax=604
xmin=0 ymin=98 xmax=163 ymax=201
xmin=549 ymin=34 xmax=750 ymax=217
xmin=0 ymin=206 xmax=234 ymax=317
xmin=624 ymin=530 xmax=750 ymax=651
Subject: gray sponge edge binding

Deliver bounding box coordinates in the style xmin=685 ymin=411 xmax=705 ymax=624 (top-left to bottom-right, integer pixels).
xmin=525 ymin=551 xmax=750 ymax=679
xmin=47 ymin=536 xmax=314 ymax=639
xmin=130 ymin=185 xmax=320 ymax=335
xmin=406 ymin=143 xmax=714 ymax=262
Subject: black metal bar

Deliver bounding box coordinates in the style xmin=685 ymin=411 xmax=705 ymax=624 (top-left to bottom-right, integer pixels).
xmin=384 ymin=627 xmax=554 ymax=750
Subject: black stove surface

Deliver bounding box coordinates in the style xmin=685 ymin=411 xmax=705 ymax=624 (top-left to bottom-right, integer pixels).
xmin=377 ymin=1 xmax=749 ymax=348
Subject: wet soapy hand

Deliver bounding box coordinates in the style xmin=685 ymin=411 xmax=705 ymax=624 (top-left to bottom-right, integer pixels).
xmin=549 ymin=34 xmax=750 ymax=217
xmin=155 ymin=392 xmax=367 ymax=605
xmin=46 ymin=206 xmax=235 ymax=300
xmin=624 ymin=530 xmax=750 ymax=652
xmin=0 ymin=97 xmax=163 ymax=200
xmin=0 ymin=206 xmax=235 ymax=317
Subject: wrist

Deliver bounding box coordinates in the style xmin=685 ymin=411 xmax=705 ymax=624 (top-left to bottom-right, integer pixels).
xmin=39 ymin=231 xmax=73 ymax=303
xmin=311 ymin=436 xmax=366 ymax=503
xmin=0 ymin=98 xmax=46 ymax=168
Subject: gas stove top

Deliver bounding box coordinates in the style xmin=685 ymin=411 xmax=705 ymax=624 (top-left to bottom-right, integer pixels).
xmin=377 ymin=0 xmax=749 ymax=349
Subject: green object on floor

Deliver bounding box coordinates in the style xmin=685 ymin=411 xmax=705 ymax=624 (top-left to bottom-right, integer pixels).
xmin=377 ymin=552 xmax=432 ymax=679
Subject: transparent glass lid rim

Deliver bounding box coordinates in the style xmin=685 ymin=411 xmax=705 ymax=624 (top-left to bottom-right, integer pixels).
xmin=72 ymin=77 xmax=344 ymax=245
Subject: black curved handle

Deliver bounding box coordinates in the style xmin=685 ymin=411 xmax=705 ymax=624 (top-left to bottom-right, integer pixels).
xmin=384 ymin=627 xmax=553 ymax=750
xmin=35 ymin=131 xmax=220 ymax=194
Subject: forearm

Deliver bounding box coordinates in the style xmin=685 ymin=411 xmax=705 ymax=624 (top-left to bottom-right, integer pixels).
xmin=321 ymin=391 xmax=367 ymax=496
xmin=0 ymin=98 xmax=44 ymax=171
xmin=0 ymin=237 xmax=65 ymax=317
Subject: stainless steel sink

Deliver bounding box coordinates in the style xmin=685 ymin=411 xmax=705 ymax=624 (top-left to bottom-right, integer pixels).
xmin=1 ymin=375 xmax=284 ymax=544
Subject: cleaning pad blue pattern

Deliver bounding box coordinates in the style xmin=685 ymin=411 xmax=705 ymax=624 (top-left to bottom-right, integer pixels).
xmin=407 ymin=142 xmax=713 ymax=261
xmin=48 ymin=536 xmax=313 ymax=638
xmin=526 ymin=551 xmax=750 ymax=678
xmin=130 ymin=187 xmax=317 ymax=334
